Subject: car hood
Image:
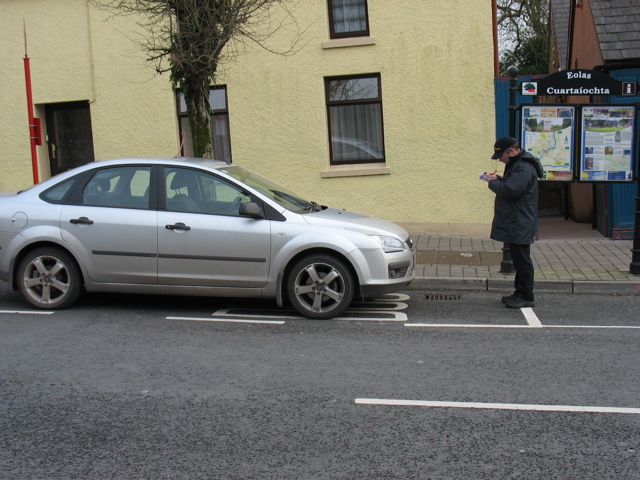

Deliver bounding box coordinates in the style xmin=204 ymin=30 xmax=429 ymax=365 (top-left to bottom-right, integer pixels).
xmin=302 ymin=207 xmax=410 ymax=239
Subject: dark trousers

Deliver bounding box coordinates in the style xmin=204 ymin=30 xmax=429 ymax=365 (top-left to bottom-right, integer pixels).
xmin=509 ymin=243 xmax=534 ymax=301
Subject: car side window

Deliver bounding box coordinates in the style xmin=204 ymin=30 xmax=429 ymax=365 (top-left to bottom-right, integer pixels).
xmin=165 ymin=167 xmax=250 ymax=216
xmin=83 ymin=167 xmax=151 ymax=209
xmin=40 ymin=177 xmax=79 ymax=204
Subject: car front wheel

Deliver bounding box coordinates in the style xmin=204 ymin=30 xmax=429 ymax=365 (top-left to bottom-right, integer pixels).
xmin=287 ymin=254 xmax=354 ymax=319
xmin=17 ymin=247 xmax=82 ymax=309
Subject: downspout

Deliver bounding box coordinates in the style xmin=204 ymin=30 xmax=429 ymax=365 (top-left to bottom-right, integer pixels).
xmin=566 ymin=0 xmax=577 ymax=70
xmin=23 ymin=19 xmax=39 ymax=185
xmin=492 ymin=0 xmax=499 ymax=77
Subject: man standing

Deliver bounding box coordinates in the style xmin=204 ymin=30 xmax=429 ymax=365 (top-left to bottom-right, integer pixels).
xmin=485 ymin=136 xmax=544 ymax=308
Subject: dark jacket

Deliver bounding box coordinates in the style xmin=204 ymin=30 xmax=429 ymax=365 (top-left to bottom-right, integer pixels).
xmin=488 ymin=150 xmax=544 ymax=245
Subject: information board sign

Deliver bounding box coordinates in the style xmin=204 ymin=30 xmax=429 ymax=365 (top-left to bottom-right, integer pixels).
xmin=579 ymin=105 xmax=636 ymax=182
xmin=521 ymin=105 xmax=575 ymax=181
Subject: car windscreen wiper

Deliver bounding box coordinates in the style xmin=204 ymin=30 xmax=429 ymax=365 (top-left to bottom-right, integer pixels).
xmin=304 ymin=201 xmax=323 ymax=213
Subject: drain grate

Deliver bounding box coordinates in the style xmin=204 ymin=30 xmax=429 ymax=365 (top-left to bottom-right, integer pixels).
xmin=425 ymin=293 xmax=462 ymax=301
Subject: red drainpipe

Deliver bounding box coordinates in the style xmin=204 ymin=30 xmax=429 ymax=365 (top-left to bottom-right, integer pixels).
xmin=23 ymin=19 xmax=39 ymax=185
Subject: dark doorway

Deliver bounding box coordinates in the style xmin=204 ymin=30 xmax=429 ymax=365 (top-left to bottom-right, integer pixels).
xmin=45 ymin=101 xmax=95 ymax=176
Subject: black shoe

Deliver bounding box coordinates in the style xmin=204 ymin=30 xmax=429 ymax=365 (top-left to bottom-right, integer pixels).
xmin=504 ymin=297 xmax=535 ymax=308
xmin=501 ymin=293 xmax=517 ymax=304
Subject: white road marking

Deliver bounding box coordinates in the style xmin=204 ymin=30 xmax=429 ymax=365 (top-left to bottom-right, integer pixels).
xmin=212 ymin=309 xmax=300 ymax=320
xmin=372 ymin=293 xmax=410 ymax=302
xmin=0 ymin=310 xmax=54 ymax=315
xmin=521 ymin=307 xmax=542 ymax=327
xmin=334 ymin=311 xmax=407 ymax=321
xmin=208 ymin=310 xmax=408 ymax=322
xmin=405 ymin=323 xmax=640 ymax=329
xmin=349 ymin=302 xmax=408 ymax=311
xmin=355 ymin=398 xmax=640 ymax=415
xmin=166 ymin=316 xmax=285 ymax=325
xmin=544 ymin=325 xmax=640 ymax=329
xmin=405 ymin=323 xmax=533 ymax=328
xmin=209 ymin=307 xmax=408 ymax=322
xmin=203 ymin=293 xmax=411 ymax=322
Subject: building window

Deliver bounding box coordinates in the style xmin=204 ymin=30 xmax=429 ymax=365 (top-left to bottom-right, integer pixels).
xmin=177 ymin=86 xmax=232 ymax=162
xmin=325 ymin=74 xmax=385 ymax=165
xmin=328 ymin=0 xmax=369 ymax=39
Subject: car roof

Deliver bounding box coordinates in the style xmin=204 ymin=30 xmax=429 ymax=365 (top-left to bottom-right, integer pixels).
xmin=19 ymin=157 xmax=235 ymax=194
xmin=94 ymin=157 xmax=230 ymax=169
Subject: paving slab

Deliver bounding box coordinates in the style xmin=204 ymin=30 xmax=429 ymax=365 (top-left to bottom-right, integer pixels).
xmin=410 ymin=230 xmax=639 ymax=296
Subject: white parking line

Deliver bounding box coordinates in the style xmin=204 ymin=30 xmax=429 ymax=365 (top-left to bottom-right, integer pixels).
xmin=355 ymin=398 xmax=640 ymax=415
xmin=349 ymin=302 xmax=409 ymax=311
xmin=521 ymin=307 xmax=542 ymax=327
xmin=209 ymin=308 xmax=408 ymax=322
xmin=405 ymin=323 xmax=640 ymax=329
xmin=0 ymin=310 xmax=54 ymax=315
xmin=404 ymin=323 xmax=533 ymax=328
xmin=544 ymin=325 xmax=640 ymax=329
xmin=212 ymin=309 xmax=301 ymax=320
xmin=334 ymin=312 xmax=407 ymax=321
xmin=166 ymin=316 xmax=285 ymax=325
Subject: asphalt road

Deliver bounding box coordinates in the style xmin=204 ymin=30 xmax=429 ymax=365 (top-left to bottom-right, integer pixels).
xmin=1 ymin=283 xmax=639 ymax=479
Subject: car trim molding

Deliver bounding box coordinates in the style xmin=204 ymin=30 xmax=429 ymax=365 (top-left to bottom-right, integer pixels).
xmin=92 ymin=250 xmax=157 ymax=258
xmin=92 ymin=250 xmax=266 ymax=263
xmin=158 ymin=254 xmax=267 ymax=263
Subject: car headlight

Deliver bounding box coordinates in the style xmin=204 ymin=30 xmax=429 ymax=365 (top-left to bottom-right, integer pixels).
xmin=370 ymin=235 xmax=406 ymax=253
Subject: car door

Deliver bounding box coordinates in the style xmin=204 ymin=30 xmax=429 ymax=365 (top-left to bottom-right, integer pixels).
xmin=157 ymin=167 xmax=271 ymax=288
xmin=60 ymin=166 xmax=158 ymax=284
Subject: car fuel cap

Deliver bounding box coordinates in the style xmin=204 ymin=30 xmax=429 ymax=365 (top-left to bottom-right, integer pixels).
xmin=11 ymin=212 xmax=28 ymax=229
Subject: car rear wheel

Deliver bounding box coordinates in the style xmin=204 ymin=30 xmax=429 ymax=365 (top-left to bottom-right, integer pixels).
xmin=17 ymin=247 xmax=82 ymax=309
xmin=287 ymin=254 xmax=354 ymax=319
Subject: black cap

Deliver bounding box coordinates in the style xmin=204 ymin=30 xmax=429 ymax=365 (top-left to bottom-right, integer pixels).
xmin=492 ymin=136 xmax=517 ymax=159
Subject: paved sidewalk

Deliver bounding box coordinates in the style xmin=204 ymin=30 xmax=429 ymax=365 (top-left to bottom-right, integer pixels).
xmin=408 ymin=232 xmax=640 ymax=295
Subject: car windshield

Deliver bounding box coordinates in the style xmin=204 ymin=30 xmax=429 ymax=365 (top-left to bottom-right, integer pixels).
xmin=220 ymin=166 xmax=320 ymax=213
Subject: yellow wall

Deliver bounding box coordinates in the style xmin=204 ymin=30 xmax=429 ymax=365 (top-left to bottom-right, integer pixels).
xmin=1 ymin=0 xmax=497 ymax=235
xmin=219 ymin=1 xmax=497 ymax=233
xmin=0 ymin=0 xmax=176 ymax=190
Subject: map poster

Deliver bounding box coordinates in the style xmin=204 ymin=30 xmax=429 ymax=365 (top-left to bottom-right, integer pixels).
xmin=579 ymin=105 xmax=636 ymax=182
xmin=521 ymin=105 xmax=575 ymax=181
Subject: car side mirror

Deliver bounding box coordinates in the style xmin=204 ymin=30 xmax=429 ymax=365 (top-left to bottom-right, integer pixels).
xmin=239 ymin=202 xmax=265 ymax=219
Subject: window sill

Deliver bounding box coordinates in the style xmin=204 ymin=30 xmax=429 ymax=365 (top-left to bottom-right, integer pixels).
xmin=322 ymin=37 xmax=376 ymax=49
xmin=321 ymin=163 xmax=390 ymax=178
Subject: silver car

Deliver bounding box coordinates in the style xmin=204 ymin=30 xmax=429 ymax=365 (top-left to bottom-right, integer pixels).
xmin=0 ymin=158 xmax=414 ymax=319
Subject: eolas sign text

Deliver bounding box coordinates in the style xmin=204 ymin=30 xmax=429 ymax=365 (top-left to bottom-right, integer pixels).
xmin=521 ymin=69 xmax=636 ymax=97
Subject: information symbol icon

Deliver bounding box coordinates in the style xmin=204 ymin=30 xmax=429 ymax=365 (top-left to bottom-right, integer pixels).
xmin=622 ymin=82 xmax=637 ymax=96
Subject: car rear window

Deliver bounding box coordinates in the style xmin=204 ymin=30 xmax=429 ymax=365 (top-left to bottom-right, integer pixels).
xmin=40 ymin=177 xmax=78 ymax=204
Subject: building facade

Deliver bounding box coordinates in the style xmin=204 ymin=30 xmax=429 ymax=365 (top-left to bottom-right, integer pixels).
xmin=1 ymin=0 xmax=498 ymax=235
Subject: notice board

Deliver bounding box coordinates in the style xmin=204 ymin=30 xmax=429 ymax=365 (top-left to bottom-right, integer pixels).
xmin=521 ymin=105 xmax=575 ymax=181
xmin=579 ymin=105 xmax=636 ymax=182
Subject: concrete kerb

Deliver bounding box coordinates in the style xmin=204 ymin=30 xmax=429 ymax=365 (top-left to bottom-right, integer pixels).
xmin=408 ymin=277 xmax=487 ymax=292
xmin=572 ymin=280 xmax=640 ymax=295
xmin=408 ymin=277 xmax=640 ymax=295
xmin=488 ymin=279 xmax=574 ymax=294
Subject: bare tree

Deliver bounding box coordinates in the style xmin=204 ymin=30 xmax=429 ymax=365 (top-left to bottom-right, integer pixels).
xmin=497 ymin=0 xmax=549 ymax=75
xmin=94 ymin=0 xmax=303 ymax=158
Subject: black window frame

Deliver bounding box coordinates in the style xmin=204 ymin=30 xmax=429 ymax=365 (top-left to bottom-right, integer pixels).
xmin=176 ymin=86 xmax=232 ymax=162
xmin=327 ymin=0 xmax=370 ymax=39
xmin=325 ymin=73 xmax=386 ymax=166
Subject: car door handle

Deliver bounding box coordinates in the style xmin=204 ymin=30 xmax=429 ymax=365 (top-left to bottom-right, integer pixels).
xmin=70 ymin=217 xmax=94 ymax=225
xmin=166 ymin=223 xmax=191 ymax=231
